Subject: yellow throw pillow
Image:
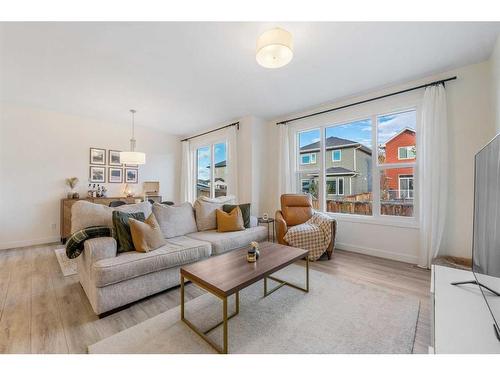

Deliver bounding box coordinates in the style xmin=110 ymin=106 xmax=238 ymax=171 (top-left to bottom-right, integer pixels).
xmin=216 ymin=206 xmax=245 ymax=232
xmin=129 ymin=213 xmax=166 ymax=252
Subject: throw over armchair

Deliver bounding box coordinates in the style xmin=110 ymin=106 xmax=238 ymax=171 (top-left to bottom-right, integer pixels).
xmin=275 ymin=194 xmax=336 ymax=259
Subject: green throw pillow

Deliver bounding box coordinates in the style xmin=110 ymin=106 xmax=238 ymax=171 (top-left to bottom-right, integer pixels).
xmin=223 ymin=203 xmax=251 ymax=228
xmin=112 ymin=211 xmax=146 ymax=252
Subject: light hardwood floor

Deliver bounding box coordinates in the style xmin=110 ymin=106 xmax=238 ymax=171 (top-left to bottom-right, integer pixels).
xmin=0 ymin=243 xmax=431 ymax=354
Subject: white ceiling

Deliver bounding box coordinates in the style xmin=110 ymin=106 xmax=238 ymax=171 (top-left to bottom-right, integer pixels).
xmin=1 ymin=22 xmax=499 ymax=136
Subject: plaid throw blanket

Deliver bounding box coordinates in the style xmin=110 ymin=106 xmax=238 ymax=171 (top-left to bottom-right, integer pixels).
xmin=65 ymin=226 xmax=114 ymax=259
xmin=284 ymin=212 xmax=334 ymax=261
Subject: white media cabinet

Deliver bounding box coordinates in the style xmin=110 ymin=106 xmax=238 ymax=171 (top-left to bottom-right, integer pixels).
xmin=431 ymin=265 xmax=500 ymax=353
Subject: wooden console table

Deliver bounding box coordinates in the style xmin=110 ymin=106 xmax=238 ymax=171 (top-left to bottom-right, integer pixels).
xmin=60 ymin=197 xmax=138 ymax=243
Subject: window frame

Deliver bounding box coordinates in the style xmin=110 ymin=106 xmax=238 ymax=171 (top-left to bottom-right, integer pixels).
xmin=193 ymin=138 xmax=228 ymax=199
xmin=332 ymin=149 xmax=342 ymax=162
xmin=300 ymin=152 xmax=317 ymax=165
xmin=289 ymin=93 xmax=421 ymax=228
xmin=398 ymin=146 xmax=416 ymax=160
xmin=398 ymin=174 xmax=414 ymax=199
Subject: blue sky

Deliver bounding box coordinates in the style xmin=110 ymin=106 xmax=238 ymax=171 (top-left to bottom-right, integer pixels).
xmin=197 ymin=143 xmax=226 ymax=180
xmin=298 ymin=110 xmax=416 ymax=149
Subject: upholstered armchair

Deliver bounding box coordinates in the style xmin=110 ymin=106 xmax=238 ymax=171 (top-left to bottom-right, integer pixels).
xmin=275 ymin=194 xmax=336 ymax=259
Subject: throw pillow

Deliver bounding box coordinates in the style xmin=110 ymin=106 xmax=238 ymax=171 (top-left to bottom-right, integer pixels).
xmin=152 ymin=202 xmax=198 ymax=238
xmin=112 ymin=211 xmax=146 ymax=253
xmin=129 ymin=214 xmax=166 ymax=252
xmin=223 ymin=203 xmax=251 ymax=228
xmin=194 ymin=199 xmax=222 ymax=231
xmin=216 ymin=206 xmax=245 ymax=233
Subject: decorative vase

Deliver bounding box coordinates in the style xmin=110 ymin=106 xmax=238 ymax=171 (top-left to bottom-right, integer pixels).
xmin=247 ymin=248 xmax=257 ymax=263
xmin=248 ymin=241 xmax=260 ymax=262
xmin=72 ymin=192 xmax=80 ymax=199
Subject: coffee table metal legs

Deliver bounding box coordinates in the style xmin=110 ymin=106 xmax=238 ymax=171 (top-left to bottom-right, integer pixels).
xmin=180 ymin=257 xmax=309 ymax=354
xmin=264 ymin=257 xmax=309 ymax=296
xmin=180 ymin=275 xmax=239 ymax=354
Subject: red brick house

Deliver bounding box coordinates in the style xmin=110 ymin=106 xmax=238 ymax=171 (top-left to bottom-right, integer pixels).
xmin=382 ymin=128 xmax=415 ymax=199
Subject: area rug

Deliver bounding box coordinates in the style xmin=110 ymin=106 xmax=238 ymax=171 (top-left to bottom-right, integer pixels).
xmin=54 ymin=248 xmax=77 ymax=276
xmin=88 ymin=265 xmax=419 ymax=354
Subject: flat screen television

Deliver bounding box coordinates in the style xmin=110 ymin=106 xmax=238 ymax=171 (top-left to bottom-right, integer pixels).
xmin=470 ymin=133 xmax=500 ymax=341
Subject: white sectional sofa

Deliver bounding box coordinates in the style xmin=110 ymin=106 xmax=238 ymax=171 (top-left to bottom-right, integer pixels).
xmin=72 ymin=199 xmax=267 ymax=315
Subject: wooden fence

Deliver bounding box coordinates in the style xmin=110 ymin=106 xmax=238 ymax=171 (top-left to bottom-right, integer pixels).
xmin=312 ymin=195 xmax=414 ymax=217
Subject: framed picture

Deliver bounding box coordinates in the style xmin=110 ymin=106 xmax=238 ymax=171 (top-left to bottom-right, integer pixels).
xmin=125 ymin=168 xmax=138 ymax=183
xmin=108 ymin=150 xmax=122 ymax=166
xmin=90 ymin=148 xmax=106 ymax=165
xmin=108 ymin=167 xmax=123 ymax=183
xmin=89 ymin=166 xmax=106 ymax=183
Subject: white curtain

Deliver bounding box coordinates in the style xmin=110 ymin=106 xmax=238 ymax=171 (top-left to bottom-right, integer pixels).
xmin=180 ymin=140 xmax=194 ymax=203
xmin=418 ymin=84 xmax=448 ymax=268
xmin=277 ymin=123 xmax=294 ymax=208
xmin=226 ymin=125 xmax=239 ymax=200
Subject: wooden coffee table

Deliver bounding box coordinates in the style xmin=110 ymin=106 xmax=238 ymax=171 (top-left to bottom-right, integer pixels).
xmin=180 ymin=241 xmax=309 ymax=354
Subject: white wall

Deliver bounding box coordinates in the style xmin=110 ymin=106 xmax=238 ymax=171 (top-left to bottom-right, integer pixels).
xmin=236 ymin=116 xmax=268 ymax=215
xmin=491 ymin=35 xmax=500 ymax=133
xmin=0 ymin=104 xmax=181 ymax=250
xmin=259 ymin=61 xmax=496 ymax=263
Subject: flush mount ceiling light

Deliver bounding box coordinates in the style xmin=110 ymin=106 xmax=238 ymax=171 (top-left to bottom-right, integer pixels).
xmin=120 ymin=109 xmax=146 ymax=165
xmin=256 ymin=27 xmax=293 ymax=69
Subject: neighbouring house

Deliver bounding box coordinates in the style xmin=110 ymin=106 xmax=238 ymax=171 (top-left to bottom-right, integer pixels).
xmin=299 ymin=136 xmax=372 ymax=199
xmin=197 ymin=160 xmax=227 ymax=197
xmin=380 ymin=128 xmax=416 ymax=199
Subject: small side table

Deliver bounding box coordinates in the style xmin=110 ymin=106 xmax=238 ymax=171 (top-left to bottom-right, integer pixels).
xmin=257 ymin=217 xmax=275 ymax=242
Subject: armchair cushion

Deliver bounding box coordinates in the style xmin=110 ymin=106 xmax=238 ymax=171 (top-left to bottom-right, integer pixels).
xmin=280 ymin=194 xmax=313 ymax=226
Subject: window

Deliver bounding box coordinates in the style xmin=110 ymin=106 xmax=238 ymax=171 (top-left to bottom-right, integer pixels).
xmin=398 ymin=146 xmax=416 ymax=160
xmin=196 ymin=142 xmax=227 ymax=199
xmin=324 ymin=119 xmax=372 ymax=215
xmin=300 ymin=153 xmax=317 ymax=165
xmin=293 ymin=107 xmax=417 ymax=219
xmin=332 ymin=149 xmax=342 ymax=161
xmin=297 ymin=129 xmax=321 ymax=208
xmin=326 ymin=177 xmax=344 ymax=196
xmin=398 ymin=175 xmax=414 ymax=199
xmin=377 ymin=110 xmax=416 ymax=217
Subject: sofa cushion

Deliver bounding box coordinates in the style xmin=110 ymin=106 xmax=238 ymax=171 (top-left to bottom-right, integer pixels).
xmin=71 ymin=200 xmax=152 ymax=233
xmin=186 ymin=226 xmax=267 ymax=255
xmin=129 ymin=214 xmax=166 ymax=253
xmin=216 ymin=207 xmax=245 ymax=232
xmin=152 ymin=202 xmax=197 ymax=238
xmin=113 ymin=211 xmax=146 ymax=253
xmin=92 ymin=236 xmax=211 ymax=287
xmin=193 ymin=196 xmax=236 ymax=231
xmin=223 ymin=203 xmax=251 ymax=228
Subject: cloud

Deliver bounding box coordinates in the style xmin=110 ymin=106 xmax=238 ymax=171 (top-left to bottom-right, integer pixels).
xmin=377 ymin=111 xmax=416 ymax=143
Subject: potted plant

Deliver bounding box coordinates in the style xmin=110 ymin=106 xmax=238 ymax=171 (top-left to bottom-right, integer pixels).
xmin=66 ymin=177 xmax=79 ymax=199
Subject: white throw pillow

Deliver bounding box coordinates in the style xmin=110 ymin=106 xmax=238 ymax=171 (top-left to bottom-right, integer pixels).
xmin=71 ymin=200 xmax=152 ymax=233
xmin=193 ymin=195 xmax=236 ymax=231
xmin=152 ymin=202 xmax=198 ymax=238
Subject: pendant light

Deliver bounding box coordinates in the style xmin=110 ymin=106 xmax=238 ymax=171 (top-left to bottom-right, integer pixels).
xmin=256 ymin=27 xmax=293 ymax=69
xmin=120 ymin=109 xmax=146 ymax=165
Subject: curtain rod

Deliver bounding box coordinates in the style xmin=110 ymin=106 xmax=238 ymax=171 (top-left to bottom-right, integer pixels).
xmin=276 ymin=76 xmax=457 ymax=125
xmin=181 ymin=121 xmax=239 ymax=142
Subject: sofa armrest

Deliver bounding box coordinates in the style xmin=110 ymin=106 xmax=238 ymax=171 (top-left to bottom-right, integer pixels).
xmin=85 ymin=237 xmax=117 ymax=261
xmin=249 ymin=216 xmax=258 ymax=228
xmin=275 ymin=210 xmax=288 ymax=245
xmin=78 ymin=237 xmax=117 ymax=276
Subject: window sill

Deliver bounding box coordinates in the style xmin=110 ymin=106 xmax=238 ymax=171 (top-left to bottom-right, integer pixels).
xmin=324 ymin=212 xmax=420 ymax=229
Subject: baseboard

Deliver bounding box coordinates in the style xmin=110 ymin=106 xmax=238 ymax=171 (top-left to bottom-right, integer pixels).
xmin=0 ymin=236 xmax=61 ymax=251
xmin=335 ymin=242 xmax=418 ymax=264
